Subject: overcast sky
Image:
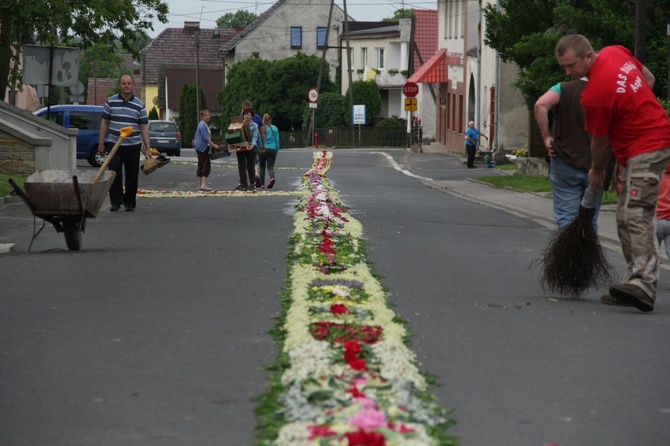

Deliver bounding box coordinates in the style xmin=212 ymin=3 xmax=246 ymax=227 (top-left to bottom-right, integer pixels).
xmin=147 ymin=0 xmax=436 ymax=37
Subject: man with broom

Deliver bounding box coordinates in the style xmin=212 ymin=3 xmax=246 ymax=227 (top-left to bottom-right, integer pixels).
xmin=534 ymin=78 xmax=604 ymax=230
xmin=555 ymin=34 xmax=670 ymax=312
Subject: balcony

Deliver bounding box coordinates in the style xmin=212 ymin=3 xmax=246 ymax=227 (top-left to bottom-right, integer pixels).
xmin=355 ymin=66 xmax=407 ymax=88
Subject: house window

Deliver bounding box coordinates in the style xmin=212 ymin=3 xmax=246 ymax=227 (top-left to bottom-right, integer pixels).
xmin=361 ymin=47 xmax=367 ymax=66
xmin=375 ymin=48 xmax=384 ymax=69
xmin=291 ymin=27 xmax=302 ymax=48
xmin=317 ymin=27 xmax=327 ymax=49
xmin=346 ymin=47 xmax=354 ymax=68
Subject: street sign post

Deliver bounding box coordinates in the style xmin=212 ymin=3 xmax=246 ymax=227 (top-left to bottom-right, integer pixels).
xmin=402 ymin=82 xmax=419 ymax=148
xmin=308 ymin=87 xmax=319 ymax=103
xmin=404 ymin=98 xmax=417 ymax=112
xmin=353 ymin=104 xmax=366 ymax=146
xmin=308 ymin=88 xmax=319 ymax=146
xmin=402 ymin=81 xmax=419 ymax=98
xmin=352 ymin=104 xmax=366 ymax=124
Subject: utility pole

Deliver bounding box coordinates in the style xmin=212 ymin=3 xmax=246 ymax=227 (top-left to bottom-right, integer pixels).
xmin=195 ymin=28 xmax=201 ymax=126
xmin=342 ymin=0 xmax=354 ymax=140
xmin=634 ymin=0 xmax=648 ymax=62
xmin=311 ymin=0 xmax=335 ymax=146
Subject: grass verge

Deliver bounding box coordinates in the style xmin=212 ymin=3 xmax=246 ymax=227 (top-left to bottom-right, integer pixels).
xmin=0 ymin=173 xmax=26 ymax=198
xmin=480 ymin=172 xmax=618 ymax=205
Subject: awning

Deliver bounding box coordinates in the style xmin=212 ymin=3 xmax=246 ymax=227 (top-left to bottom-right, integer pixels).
xmin=408 ymin=49 xmax=448 ymax=83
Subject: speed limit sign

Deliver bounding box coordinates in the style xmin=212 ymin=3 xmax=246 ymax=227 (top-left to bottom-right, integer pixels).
xmin=308 ymin=87 xmax=319 ymax=103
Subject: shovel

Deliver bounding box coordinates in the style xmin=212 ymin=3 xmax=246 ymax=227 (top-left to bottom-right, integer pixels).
xmin=141 ymin=154 xmax=170 ymax=175
xmin=92 ymin=126 xmax=135 ymax=184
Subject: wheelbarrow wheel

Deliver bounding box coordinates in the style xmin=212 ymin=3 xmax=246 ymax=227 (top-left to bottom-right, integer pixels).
xmin=63 ymin=221 xmax=83 ymax=251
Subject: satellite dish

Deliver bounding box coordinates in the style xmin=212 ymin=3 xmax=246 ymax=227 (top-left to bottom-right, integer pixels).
xmin=71 ymin=80 xmax=85 ymax=95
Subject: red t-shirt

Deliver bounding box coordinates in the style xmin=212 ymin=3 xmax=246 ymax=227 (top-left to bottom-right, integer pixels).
xmin=582 ymin=45 xmax=670 ymax=163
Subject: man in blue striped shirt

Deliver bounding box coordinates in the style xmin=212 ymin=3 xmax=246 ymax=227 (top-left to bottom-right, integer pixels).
xmin=98 ymin=75 xmax=152 ymax=212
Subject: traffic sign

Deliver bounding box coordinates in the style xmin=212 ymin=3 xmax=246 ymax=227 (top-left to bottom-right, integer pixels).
xmin=404 ymin=97 xmax=417 ymax=112
xmin=308 ymin=87 xmax=319 ymax=103
xmin=402 ymin=81 xmax=419 ymax=98
xmin=353 ymin=104 xmax=366 ymax=124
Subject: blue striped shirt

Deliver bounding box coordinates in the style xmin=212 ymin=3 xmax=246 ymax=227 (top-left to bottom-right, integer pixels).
xmin=102 ymin=94 xmax=148 ymax=146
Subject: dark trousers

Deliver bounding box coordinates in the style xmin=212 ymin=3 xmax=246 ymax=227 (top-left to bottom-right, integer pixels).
xmin=196 ymin=149 xmax=211 ymax=177
xmin=465 ymin=144 xmax=477 ymax=167
xmin=107 ymin=143 xmax=141 ymax=208
xmin=259 ymin=149 xmax=278 ymax=185
xmin=236 ymin=149 xmax=256 ymax=186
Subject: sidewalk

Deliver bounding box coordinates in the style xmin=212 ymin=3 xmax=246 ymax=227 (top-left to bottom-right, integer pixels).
xmin=427 ymin=177 xmax=620 ymax=245
xmin=416 ymin=148 xmax=623 ymax=253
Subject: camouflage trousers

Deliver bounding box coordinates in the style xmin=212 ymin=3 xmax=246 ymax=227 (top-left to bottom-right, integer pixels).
xmin=617 ymin=148 xmax=670 ymax=299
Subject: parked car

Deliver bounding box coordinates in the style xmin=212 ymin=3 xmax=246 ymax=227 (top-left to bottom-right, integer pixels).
xmin=148 ymin=120 xmax=181 ymax=156
xmin=34 ymin=105 xmax=105 ymax=167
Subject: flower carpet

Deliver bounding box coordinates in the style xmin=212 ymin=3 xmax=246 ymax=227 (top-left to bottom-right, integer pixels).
xmin=136 ymin=189 xmax=300 ymax=198
xmin=255 ymin=151 xmax=456 ymax=445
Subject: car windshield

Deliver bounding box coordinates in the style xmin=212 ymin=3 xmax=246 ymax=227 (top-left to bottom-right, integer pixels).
xmin=150 ymin=122 xmax=177 ymax=132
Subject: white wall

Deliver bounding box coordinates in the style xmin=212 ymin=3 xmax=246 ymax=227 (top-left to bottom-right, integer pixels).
xmin=478 ymin=0 xmax=528 ymax=151
xmin=235 ymin=0 xmax=345 ymax=81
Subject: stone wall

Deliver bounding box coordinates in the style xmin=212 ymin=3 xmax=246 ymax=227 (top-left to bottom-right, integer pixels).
xmin=0 ymin=130 xmax=35 ymax=175
xmin=514 ymin=156 xmax=549 ymax=177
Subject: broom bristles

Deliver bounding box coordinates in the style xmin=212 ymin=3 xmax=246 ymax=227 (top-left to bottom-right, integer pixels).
xmin=534 ymin=206 xmax=617 ymax=296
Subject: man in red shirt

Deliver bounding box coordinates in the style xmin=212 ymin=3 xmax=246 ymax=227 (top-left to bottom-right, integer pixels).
xmin=555 ymin=34 xmax=670 ymax=312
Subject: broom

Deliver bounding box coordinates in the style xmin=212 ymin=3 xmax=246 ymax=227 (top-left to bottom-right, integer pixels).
xmin=535 ymin=186 xmax=617 ymax=296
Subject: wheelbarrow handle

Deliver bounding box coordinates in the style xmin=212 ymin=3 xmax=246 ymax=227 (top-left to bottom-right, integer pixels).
xmin=92 ymin=126 xmax=135 ymax=184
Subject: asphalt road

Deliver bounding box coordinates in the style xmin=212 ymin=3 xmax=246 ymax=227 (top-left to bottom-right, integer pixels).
xmin=1 ymin=149 xmax=669 ymax=445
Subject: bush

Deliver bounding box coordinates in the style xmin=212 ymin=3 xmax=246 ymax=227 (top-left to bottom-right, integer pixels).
xmin=376 ymin=118 xmax=403 ymax=128
xmin=344 ymin=80 xmax=382 ymax=126
xmin=303 ymin=92 xmax=347 ymax=129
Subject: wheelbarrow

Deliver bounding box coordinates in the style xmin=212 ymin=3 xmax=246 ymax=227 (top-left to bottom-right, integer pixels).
xmin=7 ymin=126 xmax=134 ymax=252
xmin=9 ymin=169 xmax=115 ymax=251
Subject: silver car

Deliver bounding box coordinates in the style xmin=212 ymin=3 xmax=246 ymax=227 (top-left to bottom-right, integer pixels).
xmin=148 ymin=120 xmax=181 ymax=156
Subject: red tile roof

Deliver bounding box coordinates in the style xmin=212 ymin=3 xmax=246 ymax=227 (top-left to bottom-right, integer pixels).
xmin=141 ymin=27 xmax=238 ymax=84
xmin=408 ymin=48 xmax=448 ymax=83
xmin=412 ymin=9 xmax=438 ymax=70
xmin=85 ymin=79 xmax=146 ymax=107
xmin=165 ymin=68 xmax=222 ymax=113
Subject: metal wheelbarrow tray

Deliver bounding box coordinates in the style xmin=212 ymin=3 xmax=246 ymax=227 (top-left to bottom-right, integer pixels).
xmin=9 ymin=169 xmax=115 ymax=251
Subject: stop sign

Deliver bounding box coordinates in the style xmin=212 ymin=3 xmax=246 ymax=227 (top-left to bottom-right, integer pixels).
xmin=402 ymin=81 xmax=419 ymax=98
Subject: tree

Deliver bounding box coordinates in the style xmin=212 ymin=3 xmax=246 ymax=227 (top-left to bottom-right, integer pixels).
xmin=483 ymin=0 xmax=670 ymax=107
xmin=216 ymin=10 xmax=257 ymax=29
xmin=0 ymin=0 xmax=168 ymax=100
xmin=302 ymin=92 xmax=347 ymax=129
xmin=265 ymin=53 xmax=336 ymax=130
xmin=218 ymin=53 xmax=272 ymax=129
xmin=219 ymin=52 xmax=336 ymax=131
xmin=344 ymin=81 xmax=382 ymax=125
xmin=179 ymin=83 xmax=206 ymax=148
xmin=382 ymin=9 xmax=413 ymax=22
xmin=79 ymin=44 xmax=130 ymax=89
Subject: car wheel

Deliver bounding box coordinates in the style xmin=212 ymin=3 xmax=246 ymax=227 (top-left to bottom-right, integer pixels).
xmin=88 ymin=150 xmax=107 ymax=167
xmin=173 ymin=148 xmax=181 ymax=157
